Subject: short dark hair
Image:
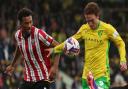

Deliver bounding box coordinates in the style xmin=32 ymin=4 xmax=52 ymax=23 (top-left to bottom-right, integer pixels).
xmin=84 ymin=2 xmax=100 ymax=16
xmin=17 ymin=8 xmax=33 ymax=22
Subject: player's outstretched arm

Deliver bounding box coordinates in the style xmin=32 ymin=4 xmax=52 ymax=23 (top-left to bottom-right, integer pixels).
xmin=5 ymin=46 xmax=21 ymax=76
xmin=46 ymin=42 xmax=64 ymax=57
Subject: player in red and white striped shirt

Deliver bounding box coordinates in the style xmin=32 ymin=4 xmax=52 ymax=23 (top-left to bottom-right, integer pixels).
xmin=5 ymin=8 xmax=60 ymax=89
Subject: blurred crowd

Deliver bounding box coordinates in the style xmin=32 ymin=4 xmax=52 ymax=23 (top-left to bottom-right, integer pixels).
xmin=0 ymin=0 xmax=128 ymax=89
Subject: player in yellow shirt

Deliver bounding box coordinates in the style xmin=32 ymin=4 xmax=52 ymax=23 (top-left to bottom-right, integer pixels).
xmin=47 ymin=2 xmax=127 ymax=89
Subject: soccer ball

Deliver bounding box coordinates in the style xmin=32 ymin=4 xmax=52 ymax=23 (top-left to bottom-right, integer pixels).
xmin=64 ymin=37 xmax=80 ymax=56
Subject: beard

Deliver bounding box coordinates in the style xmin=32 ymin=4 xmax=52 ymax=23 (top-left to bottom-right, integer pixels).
xmin=22 ymin=30 xmax=31 ymax=39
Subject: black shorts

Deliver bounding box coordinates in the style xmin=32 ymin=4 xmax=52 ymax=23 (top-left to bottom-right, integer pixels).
xmin=19 ymin=80 xmax=51 ymax=89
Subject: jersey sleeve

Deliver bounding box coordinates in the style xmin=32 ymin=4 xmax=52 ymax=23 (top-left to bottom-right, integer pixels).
xmin=15 ymin=31 xmax=18 ymax=42
xmin=14 ymin=30 xmax=20 ymax=46
xmin=107 ymin=24 xmax=126 ymax=62
xmin=53 ymin=25 xmax=85 ymax=53
xmin=38 ymin=29 xmax=53 ymax=46
xmin=53 ymin=42 xmax=64 ymax=53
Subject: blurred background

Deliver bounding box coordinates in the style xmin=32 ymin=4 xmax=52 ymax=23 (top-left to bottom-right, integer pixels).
xmin=0 ymin=0 xmax=128 ymax=89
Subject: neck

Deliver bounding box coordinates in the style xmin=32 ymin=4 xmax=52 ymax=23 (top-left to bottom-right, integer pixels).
xmin=96 ymin=20 xmax=100 ymax=29
xmin=92 ymin=20 xmax=100 ymax=30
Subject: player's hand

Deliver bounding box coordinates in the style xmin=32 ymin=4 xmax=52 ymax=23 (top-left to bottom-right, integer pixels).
xmin=45 ymin=48 xmax=54 ymax=57
xmin=120 ymin=61 xmax=127 ymax=71
xmin=49 ymin=66 xmax=58 ymax=80
xmin=64 ymin=49 xmax=80 ymax=56
xmin=5 ymin=65 xmax=15 ymax=76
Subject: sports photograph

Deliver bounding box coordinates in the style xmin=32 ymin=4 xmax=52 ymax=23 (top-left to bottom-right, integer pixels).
xmin=0 ymin=0 xmax=128 ymax=89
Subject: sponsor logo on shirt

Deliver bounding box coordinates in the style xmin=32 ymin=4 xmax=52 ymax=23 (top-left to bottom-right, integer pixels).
xmin=85 ymin=38 xmax=102 ymax=43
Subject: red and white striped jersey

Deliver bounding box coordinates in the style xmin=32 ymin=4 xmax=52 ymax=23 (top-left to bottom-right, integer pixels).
xmin=15 ymin=26 xmax=53 ymax=82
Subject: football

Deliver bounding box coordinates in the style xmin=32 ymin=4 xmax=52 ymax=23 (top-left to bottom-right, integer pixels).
xmin=64 ymin=37 xmax=80 ymax=56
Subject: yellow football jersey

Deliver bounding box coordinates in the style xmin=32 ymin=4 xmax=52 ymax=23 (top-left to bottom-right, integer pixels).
xmin=54 ymin=21 xmax=126 ymax=80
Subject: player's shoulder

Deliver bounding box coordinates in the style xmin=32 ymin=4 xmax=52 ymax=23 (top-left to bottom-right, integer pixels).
xmin=14 ymin=28 xmax=21 ymax=40
xmin=32 ymin=26 xmax=40 ymax=32
xmin=31 ymin=26 xmax=45 ymax=34
xmin=36 ymin=27 xmax=48 ymax=37
xmin=33 ymin=26 xmax=44 ymax=32
xmin=15 ymin=28 xmax=21 ymax=36
xmin=81 ymin=23 xmax=88 ymax=28
xmin=100 ymin=21 xmax=115 ymax=30
xmin=101 ymin=21 xmax=114 ymax=27
xmin=79 ymin=23 xmax=88 ymax=31
xmin=15 ymin=29 xmax=20 ymax=34
xmin=100 ymin=21 xmax=110 ymax=28
xmin=100 ymin=21 xmax=117 ymax=36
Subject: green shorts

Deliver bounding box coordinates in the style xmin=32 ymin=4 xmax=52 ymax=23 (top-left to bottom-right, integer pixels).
xmin=82 ymin=76 xmax=110 ymax=89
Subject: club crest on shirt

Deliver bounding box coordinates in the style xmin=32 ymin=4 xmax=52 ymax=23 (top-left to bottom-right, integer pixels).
xmin=98 ymin=30 xmax=103 ymax=38
xmin=31 ymin=39 xmax=35 ymax=45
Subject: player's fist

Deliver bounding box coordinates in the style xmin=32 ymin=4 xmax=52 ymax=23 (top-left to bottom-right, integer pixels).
xmin=120 ymin=62 xmax=127 ymax=71
xmin=45 ymin=48 xmax=54 ymax=57
xmin=5 ymin=65 xmax=15 ymax=76
xmin=49 ymin=66 xmax=58 ymax=80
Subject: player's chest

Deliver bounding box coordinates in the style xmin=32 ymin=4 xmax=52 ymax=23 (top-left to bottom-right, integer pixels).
xmin=83 ymin=30 xmax=107 ymax=45
xmin=18 ymin=37 xmax=37 ymax=51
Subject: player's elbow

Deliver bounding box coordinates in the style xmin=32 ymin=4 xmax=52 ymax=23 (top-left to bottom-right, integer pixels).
xmin=116 ymin=40 xmax=125 ymax=48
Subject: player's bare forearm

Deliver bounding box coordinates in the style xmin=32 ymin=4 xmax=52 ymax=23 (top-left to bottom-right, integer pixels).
xmin=53 ymin=54 xmax=60 ymax=67
xmin=49 ymin=53 xmax=60 ymax=80
xmin=11 ymin=46 xmax=21 ymax=66
xmin=5 ymin=46 xmax=21 ymax=75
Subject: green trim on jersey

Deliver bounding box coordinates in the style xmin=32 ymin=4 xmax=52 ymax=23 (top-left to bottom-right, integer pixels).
xmin=95 ymin=21 xmax=100 ymax=30
xmin=106 ymin=41 xmax=110 ymax=69
xmin=106 ymin=41 xmax=110 ymax=81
